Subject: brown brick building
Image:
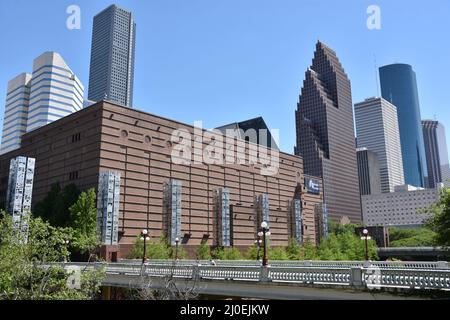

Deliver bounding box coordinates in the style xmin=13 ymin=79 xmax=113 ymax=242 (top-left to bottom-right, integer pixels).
xmin=0 ymin=101 xmax=323 ymax=255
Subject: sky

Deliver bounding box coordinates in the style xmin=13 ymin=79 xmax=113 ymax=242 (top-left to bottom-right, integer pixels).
xmin=0 ymin=0 xmax=449 ymax=153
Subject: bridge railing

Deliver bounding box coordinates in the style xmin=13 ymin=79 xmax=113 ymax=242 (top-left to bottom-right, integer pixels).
xmin=57 ymin=261 xmax=450 ymax=291
xmin=118 ymin=259 xmax=449 ymax=270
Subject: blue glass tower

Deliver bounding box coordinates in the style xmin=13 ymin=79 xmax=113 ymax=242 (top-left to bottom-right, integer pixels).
xmin=379 ymin=64 xmax=428 ymax=188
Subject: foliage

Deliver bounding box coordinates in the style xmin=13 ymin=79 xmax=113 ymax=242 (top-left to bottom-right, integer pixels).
xmin=424 ymin=187 xmax=450 ymax=247
xmin=0 ymin=213 xmax=104 ymax=300
xmin=196 ymin=242 xmax=211 ymax=260
xmin=244 ymin=244 xmax=260 ymax=260
xmin=33 ymin=183 xmax=81 ymax=228
xmin=286 ymin=239 xmax=301 ymax=260
xmin=268 ymin=247 xmax=289 ymax=260
xmin=127 ymin=235 xmax=187 ymax=260
xmin=211 ymin=247 xmax=243 ymax=260
xmin=69 ymin=188 xmax=99 ymax=255
xmin=389 ymin=227 xmax=436 ymax=247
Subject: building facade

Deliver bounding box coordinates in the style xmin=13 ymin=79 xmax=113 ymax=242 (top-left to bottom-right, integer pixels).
xmin=295 ymin=41 xmax=361 ymax=223
xmin=354 ymin=97 xmax=404 ymax=193
xmin=0 ymin=101 xmax=323 ymax=255
xmin=1 ymin=52 xmax=84 ymax=154
xmin=88 ymin=4 xmax=136 ymax=107
xmin=356 ymin=147 xmax=381 ymax=196
xmin=422 ymin=120 xmax=450 ymax=188
xmin=362 ymin=184 xmax=439 ymax=227
xmin=379 ymin=64 xmax=428 ymax=188
xmin=1 ymin=73 xmax=32 ymax=154
xmin=27 ymin=52 xmax=84 ymax=132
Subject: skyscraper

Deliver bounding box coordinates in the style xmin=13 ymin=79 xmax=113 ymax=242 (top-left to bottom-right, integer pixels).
xmin=422 ymin=120 xmax=450 ymax=187
xmin=88 ymin=4 xmax=136 ymax=107
xmin=27 ymin=52 xmax=84 ymax=132
xmin=356 ymin=148 xmax=381 ymax=196
xmin=354 ymin=97 xmax=405 ymax=193
xmin=295 ymin=41 xmax=361 ymax=223
xmin=1 ymin=52 xmax=84 ymax=154
xmin=1 ymin=73 xmax=32 ymax=154
xmin=379 ymin=64 xmax=428 ymax=188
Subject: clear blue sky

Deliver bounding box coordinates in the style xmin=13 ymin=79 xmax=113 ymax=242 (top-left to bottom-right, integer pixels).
xmin=0 ymin=0 xmax=449 ymax=153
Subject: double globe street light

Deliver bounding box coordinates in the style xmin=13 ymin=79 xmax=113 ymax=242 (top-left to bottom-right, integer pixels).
xmin=258 ymin=221 xmax=271 ymax=267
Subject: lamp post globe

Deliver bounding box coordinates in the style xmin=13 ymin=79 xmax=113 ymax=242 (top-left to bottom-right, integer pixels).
xmin=174 ymin=237 xmax=180 ymax=261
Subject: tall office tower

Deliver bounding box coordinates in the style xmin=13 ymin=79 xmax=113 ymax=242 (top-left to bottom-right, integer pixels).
xmin=0 ymin=52 xmax=83 ymax=153
xmin=27 ymin=52 xmax=84 ymax=132
xmin=356 ymin=147 xmax=381 ymax=196
xmin=1 ymin=73 xmax=32 ymax=154
xmin=354 ymin=97 xmax=405 ymax=193
xmin=88 ymin=4 xmax=136 ymax=107
xmin=295 ymin=41 xmax=361 ymax=223
xmin=422 ymin=120 xmax=450 ymax=187
xmin=379 ymin=64 xmax=428 ymax=188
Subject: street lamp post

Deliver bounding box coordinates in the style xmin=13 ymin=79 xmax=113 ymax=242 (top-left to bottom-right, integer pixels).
xmin=255 ymin=237 xmax=262 ymax=261
xmin=140 ymin=229 xmax=150 ymax=264
xmin=63 ymin=239 xmax=70 ymax=263
xmin=174 ymin=237 xmax=180 ymax=261
xmin=260 ymin=221 xmax=270 ymax=267
xmin=361 ymin=228 xmax=371 ymax=261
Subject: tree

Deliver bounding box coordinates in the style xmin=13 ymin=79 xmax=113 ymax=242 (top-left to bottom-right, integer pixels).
xmin=389 ymin=227 xmax=436 ymax=247
xmin=69 ymin=188 xmax=99 ymax=257
xmin=425 ymin=187 xmax=450 ymax=247
xmin=33 ymin=183 xmax=81 ymax=227
xmin=0 ymin=212 xmax=104 ymax=300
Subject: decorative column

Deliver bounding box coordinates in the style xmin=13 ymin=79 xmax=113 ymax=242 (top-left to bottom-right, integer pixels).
xmin=6 ymin=156 xmax=35 ymax=243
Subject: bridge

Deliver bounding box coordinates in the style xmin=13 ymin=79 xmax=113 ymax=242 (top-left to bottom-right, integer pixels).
xmin=61 ymin=259 xmax=450 ymax=300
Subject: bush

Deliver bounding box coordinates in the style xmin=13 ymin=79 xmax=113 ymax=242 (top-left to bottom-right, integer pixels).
xmin=196 ymin=242 xmax=211 ymax=260
xmin=286 ymin=239 xmax=301 ymax=260
xmin=211 ymin=247 xmax=243 ymax=260
xmin=268 ymin=247 xmax=288 ymax=260
xmin=127 ymin=235 xmax=173 ymax=259
xmin=245 ymin=244 xmax=260 ymax=260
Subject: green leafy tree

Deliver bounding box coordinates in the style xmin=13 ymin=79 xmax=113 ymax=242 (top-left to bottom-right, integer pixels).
xmin=424 ymin=187 xmax=450 ymax=247
xmin=33 ymin=183 xmax=81 ymax=227
xmin=389 ymin=227 xmax=436 ymax=247
xmin=69 ymin=188 xmax=99 ymax=256
xmin=0 ymin=212 xmax=104 ymax=300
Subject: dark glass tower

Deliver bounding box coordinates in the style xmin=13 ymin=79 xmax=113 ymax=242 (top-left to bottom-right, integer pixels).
xmin=295 ymin=41 xmax=361 ymax=223
xmin=422 ymin=120 xmax=450 ymax=187
xmin=379 ymin=64 xmax=427 ymax=187
xmin=88 ymin=4 xmax=136 ymax=107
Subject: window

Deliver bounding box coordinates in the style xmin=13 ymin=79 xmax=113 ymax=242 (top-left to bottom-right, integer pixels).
xmin=69 ymin=171 xmax=79 ymax=181
xmin=72 ymin=133 xmax=81 ymax=143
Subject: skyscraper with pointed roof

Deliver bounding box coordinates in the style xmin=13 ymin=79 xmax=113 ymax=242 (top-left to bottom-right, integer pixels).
xmin=295 ymin=41 xmax=361 ymax=223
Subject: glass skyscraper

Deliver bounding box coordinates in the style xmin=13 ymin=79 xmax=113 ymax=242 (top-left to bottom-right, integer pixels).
xmin=88 ymin=5 xmax=136 ymax=107
xmin=379 ymin=64 xmax=428 ymax=188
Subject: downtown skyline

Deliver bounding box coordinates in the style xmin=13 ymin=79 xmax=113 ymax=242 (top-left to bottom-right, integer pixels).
xmin=0 ymin=0 xmax=449 ymax=154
